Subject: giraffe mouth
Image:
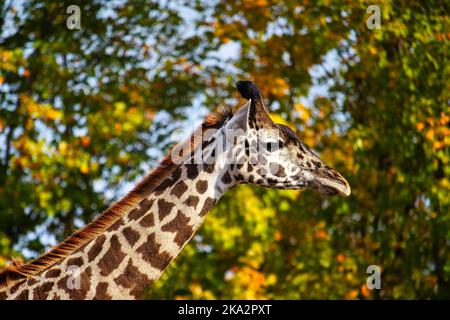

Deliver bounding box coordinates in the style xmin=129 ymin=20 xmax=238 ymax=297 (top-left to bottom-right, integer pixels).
xmin=312 ymin=170 xmax=351 ymax=197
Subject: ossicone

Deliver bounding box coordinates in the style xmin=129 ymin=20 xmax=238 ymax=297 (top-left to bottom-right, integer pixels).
xmin=236 ymin=81 xmax=263 ymax=101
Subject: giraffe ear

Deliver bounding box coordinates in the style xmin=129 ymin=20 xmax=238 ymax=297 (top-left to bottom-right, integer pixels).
xmin=236 ymin=80 xmax=271 ymax=129
xmin=228 ymin=99 xmax=251 ymax=131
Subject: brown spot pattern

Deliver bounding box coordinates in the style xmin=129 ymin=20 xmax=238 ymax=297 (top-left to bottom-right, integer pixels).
xmin=155 ymin=167 xmax=182 ymax=194
xmin=34 ymin=281 xmax=55 ymax=299
xmin=276 ymin=165 xmax=286 ymax=177
xmin=196 ymin=180 xmax=208 ymax=194
xmin=66 ymin=256 xmax=83 ymax=268
xmin=15 ymin=289 xmax=29 ymax=300
xmin=123 ymin=226 xmax=140 ymax=246
xmin=161 ymin=210 xmax=194 ymax=247
xmin=26 ymin=277 xmax=37 ymax=286
xmin=114 ymin=259 xmax=150 ymax=298
xmin=94 ymin=282 xmax=111 ymax=300
xmin=98 ymin=235 xmax=126 ymax=276
xmin=203 ymin=164 xmax=214 ymax=173
xmin=45 ymin=268 xmax=62 ymax=278
xmin=137 ymin=234 xmax=172 ymax=271
xmin=9 ymin=280 xmax=25 ymax=295
xmin=157 ymin=199 xmax=175 ymax=221
xmin=186 ymin=164 xmax=199 ymax=179
xmin=129 ymin=198 xmax=154 ymax=220
xmin=109 ymin=218 xmax=124 ymax=231
xmin=199 ymin=197 xmax=215 ymax=217
xmin=183 ymin=195 xmax=199 ymax=209
xmin=88 ymin=234 xmax=107 ymax=262
xmin=75 ymin=267 xmax=92 ymax=300
xmin=170 ymin=181 xmax=188 ymax=198
xmin=222 ymin=172 xmax=232 ymax=184
xmin=139 ymin=213 xmax=155 ymax=228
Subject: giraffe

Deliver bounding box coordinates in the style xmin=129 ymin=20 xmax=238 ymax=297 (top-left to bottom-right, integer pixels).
xmin=0 ymin=81 xmax=350 ymax=300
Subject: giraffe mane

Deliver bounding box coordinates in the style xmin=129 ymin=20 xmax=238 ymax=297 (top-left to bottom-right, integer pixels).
xmin=0 ymin=105 xmax=233 ymax=288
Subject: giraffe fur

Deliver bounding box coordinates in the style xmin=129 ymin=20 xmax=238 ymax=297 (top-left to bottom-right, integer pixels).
xmin=0 ymin=81 xmax=350 ymax=299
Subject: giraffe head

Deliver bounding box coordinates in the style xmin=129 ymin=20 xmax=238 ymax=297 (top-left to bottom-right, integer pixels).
xmin=224 ymin=80 xmax=351 ymax=197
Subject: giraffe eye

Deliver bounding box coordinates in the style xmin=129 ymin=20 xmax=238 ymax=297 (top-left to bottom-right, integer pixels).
xmin=263 ymin=140 xmax=283 ymax=152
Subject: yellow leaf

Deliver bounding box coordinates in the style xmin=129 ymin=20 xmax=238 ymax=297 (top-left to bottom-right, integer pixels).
xmin=433 ymin=140 xmax=444 ymax=150
xmin=46 ymin=109 xmax=61 ymax=121
xmin=1 ymin=51 xmax=12 ymax=61
xmin=59 ymin=141 xmax=68 ymax=155
xmin=274 ymin=230 xmax=282 ymax=241
xmin=361 ymin=285 xmax=370 ymax=298
xmin=315 ymin=230 xmax=328 ymax=239
xmin=81 ymin=136 xmax=90 ymax=147
xmin=425 ymin=129 xmax=434 ymax=140
xmin=416 ymin=122 xmax=425 ymax=131
xmin=345 ymin=289 xmax=359 ymax=299
xmin=80 ymin=163 xmax=89 ymax=174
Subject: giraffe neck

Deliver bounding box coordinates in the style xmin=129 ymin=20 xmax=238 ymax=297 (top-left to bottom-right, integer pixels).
xmin=2 ymin=126 xmax=238 ymax=300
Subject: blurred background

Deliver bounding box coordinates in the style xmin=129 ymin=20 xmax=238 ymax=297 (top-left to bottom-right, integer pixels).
xmin=0 ymin=0 xmax=448 ymax=299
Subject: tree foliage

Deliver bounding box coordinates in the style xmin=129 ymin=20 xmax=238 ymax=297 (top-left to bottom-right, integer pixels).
xmin=1 ymin=0 xmax=448 ymax=299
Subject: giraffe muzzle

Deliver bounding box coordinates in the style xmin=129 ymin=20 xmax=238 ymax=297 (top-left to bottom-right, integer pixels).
xmin=312 ymin=168 xmax=351 ymax=197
